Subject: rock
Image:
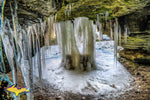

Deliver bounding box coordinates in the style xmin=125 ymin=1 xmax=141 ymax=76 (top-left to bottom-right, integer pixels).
xmin=135 ymin=91 xmax=140 ymax=94
xmin=81 ymin=97 xmax=86 ymax=100
xmin=117 ymin=3 xmax=150 ymax=66
xmin=142 ymin=79 xmax=146 ymax=81
xmin=55 ymin=96 xmax=63 ymax=100
xmin=3 ymin=0 xmax=61 ymax=26
xmin=110 ymin=84 xmax=116 ymax=88
xmin=136 ymin=72 xmax=141 ymax=76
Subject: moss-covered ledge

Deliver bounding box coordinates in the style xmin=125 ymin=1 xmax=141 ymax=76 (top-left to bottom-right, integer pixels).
xmin=56 ymin=0 xmax=149 ymax=22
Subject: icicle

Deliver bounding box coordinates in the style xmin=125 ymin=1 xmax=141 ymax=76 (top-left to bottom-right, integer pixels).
xmin=1 ymin=0 xmax=6 ymax=23
xmin=114 ymin=18 xmax=118 ymax=67
xmin=41 ymin=47 xmax=46 ymax=69
xmin=119 ymin=25 xmax=121 ymax=46
xmin=4 ymin=19 xmax=16 ymax=84
xmin=27 ymin=26 xmax=34 ymax=100
xmin=110 ymin=20 xmax=113 ymax=40
xmin=34 ymin=24 xmax=42 ymax=88
xmin=22 ymin=29 xmax=32 ymax=100
xmin=55 ymin=23 xmax=62 ymax=53
xmin=124 ymin=25 xmax=127 ymax=43
xmin=0 ymin=0 xmax=6 ymax=76
xmin=54 ymin=14 xmax=57 ymax=23
xmin=105 ymin=11 xmax=109 ymax=26
xmin=40 ymin=21 xmax=46 ymax=69
xmin=67 ymin=5 xmax=70 ymax=17
xmin=31 ymin=26 xmax=36 ymax=74
xmin=99 ymin=22 xmax=103 ymax=41
xmin=96 ymin=14 xmax=103 ymax=41
xmin=65 ymin=4 xmax=72 ymax=17
xmin=69 ymin=5 xmax=71 ymax=16
xmin=45 ymin=18 xmax=50 ymax=52
xmin=127 ymin=26 xmax=130 ymax=38
xmin=55 ymin=17 xmax=95 ymax=71
xmin=14 ymin=0 xmax=19 ymax=40
xmin=9 ymin=0 xmax=20 ymax=87
xmin=96 ymin=14 xmax=100 ymax=40
xmin=65 ymin=5 xmax=67 ymax=16
xmin=97 ymin=14 xmax=99 ymax=22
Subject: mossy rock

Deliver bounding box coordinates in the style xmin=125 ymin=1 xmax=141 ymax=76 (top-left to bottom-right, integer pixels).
xmin=134 ymin=58 xmax=150 ymax=65
xmin=119 ymin=49 xmax=150 ymax=66
xmin=56 ymin=0 xmax=149 ymax=22
xmin=121 ymin=33 xmax=150 ymax=53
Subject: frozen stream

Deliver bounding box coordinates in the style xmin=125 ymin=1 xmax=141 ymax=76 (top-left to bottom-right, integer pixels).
xmin=20 ymin=35 xmax=134 ymax=99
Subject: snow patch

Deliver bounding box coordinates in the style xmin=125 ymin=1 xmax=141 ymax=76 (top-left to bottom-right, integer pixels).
xmin=31 ymin=40 xmax=133 ymax=97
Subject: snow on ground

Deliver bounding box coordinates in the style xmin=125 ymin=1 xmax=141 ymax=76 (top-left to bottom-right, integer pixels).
xmin=30 ymin=35 xmax=134 ymax=98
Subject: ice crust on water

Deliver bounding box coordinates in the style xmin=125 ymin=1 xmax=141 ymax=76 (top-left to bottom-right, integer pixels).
xmin=32 ymin=39 xmax=133 ymax=97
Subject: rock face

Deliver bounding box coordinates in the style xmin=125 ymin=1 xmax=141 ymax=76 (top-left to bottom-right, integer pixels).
xmin=118 ymin=4 xmax=150 ymax=65
xmin=3 ymin=0 xmax=61 ymax=26
xmin=119 ymin=4 xmax=150 ymax=34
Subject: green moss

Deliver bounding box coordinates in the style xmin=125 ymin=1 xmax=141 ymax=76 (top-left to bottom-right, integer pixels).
xmin=121 ymin=34 xmax=150 ymax=52
xmin=56 ymin=0 xmax=149 ymax=21
xmin=57 ymin=0 xmax=108 ymax=21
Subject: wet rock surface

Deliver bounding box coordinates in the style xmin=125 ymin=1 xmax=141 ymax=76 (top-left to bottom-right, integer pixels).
xmin=2 ymin=0 xmax=59 ymax=26
xmin=118 ymin=57 xmax=150 ymax=100
xmin=118 ymin=4 xmax=150 ymax=66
